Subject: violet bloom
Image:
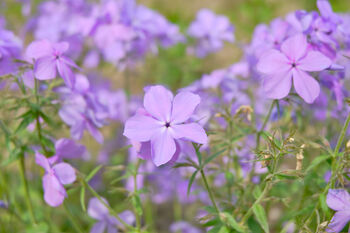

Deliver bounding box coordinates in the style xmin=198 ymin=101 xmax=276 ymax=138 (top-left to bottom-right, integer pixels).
xmin=326 ymin=189 xmax=350 ymax=232
xmin=26 ymin=39 xmax=79 ymax=88
xmin=48 ymin=138 xmax=89 ymax=163
xmin=170 ymin=221 xmax=202 ymax=233
xmin=123 ymin=85 xmax=208 ymax=166
xmin=257 ymin=34 xmax=332 ymax=103
xmin=0 ymin=28 xmax=22 ymax=76
xmin=88 ymin=198 xmax=135 ymax=233
xmin=187 ymin=9 xmax=234 ymax=58
xmin=35 ymin=152 xmax=76 ymax=207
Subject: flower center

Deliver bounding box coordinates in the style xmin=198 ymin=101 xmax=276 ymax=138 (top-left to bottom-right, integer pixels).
xmin=165 ymin=122 xmax=171 ymax=128
xmin=291 ymin=62 xmax=296 ymax=68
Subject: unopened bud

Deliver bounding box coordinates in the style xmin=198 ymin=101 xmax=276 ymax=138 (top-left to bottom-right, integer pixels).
xmin=296 ymin=145 xmax=305 ymax=170
xmin=261 ymin=154 xmax=271 ymax=168
xmin=346 ymin=140 xmax=350 ymax=149
xmin=287 ymin=137 xmax=294 ymax=143
xmin=235 ymin=105 xmax=253 ymax=122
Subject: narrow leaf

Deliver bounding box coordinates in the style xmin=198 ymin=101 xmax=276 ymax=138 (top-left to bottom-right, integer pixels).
xmin=252 ymin=204 xmax=269 ymax=233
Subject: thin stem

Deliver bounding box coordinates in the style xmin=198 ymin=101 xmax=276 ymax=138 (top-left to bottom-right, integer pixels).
xmin=81 ymin=179 xmax=133 ymax=231
xmin=256 ymin=100 xmax=276 ymax=149
xmin=34 ymin=80 xmax=49 ymax=155
xmin=333 ymin=113 xmax=350 ymax=157
xmin=63 ymin=202 xmax=84 ymax=233
xmin=19 ymin=156 xmax=36 ymax=225
xmin=133 ymin=160 xmax=141 ymax=232
xmin=200 ymin=169 xmax=220 ymax=214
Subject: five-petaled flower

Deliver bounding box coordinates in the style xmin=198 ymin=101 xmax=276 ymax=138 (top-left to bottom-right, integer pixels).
xmin=257 ymin=34 xmax=332 ymax=103
xmin=26 ymin=39 xmax=79 ymax=88
xmin=123 ymin=85 xmax=208 ymax=166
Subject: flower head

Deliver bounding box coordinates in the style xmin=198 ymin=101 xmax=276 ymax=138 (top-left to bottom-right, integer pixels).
xmin=123 ymin=85 xmax=208 ymax=166
xmin=257 ymin=34 xmax=332 ymax=103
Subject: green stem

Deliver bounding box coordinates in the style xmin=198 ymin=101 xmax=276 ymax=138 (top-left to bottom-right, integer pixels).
xmin=81 ymin=179 xmax=133 ymax=231
xmin=333 ymin=113 xmax=350 ymax=157
xmin=19 ymin=156 xmax=36 ymax=225
xmin=133 ymin=160 xmax=141 ymax=232
xmin=200 ymin=169 xmax=220 ymax=214
xmin=256 ymin=100 xmax=276 ymax=150
xmin=63 ymin=202 xmax=84 ymax=233
xmin=34 ymin=80 xmax=49 ymax=155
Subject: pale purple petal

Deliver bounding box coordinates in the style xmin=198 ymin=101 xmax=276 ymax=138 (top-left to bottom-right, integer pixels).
xmin=257 ymin=50 xmax=289 ymax=74
xmin=55 ymin=138 xmax=87 ymax=160
xmin=292 ymin=69 xmax=320 ymax=104
xmin=262 ymin=71 xmax=292 ymax=99
xmin=22 ymin=70 xmax=35 ymax=89
xmin=88 ymin=197 xmax=109 ymax=221
xmin=327 ymin=210 xmax=350 ymax=233
xmin=327 ymin=189 xmax=350 ymax=211
xmin=151 ymin=129 xmax=176 ymax=166
xmin=90 ymin=221 xmax=107 ymax=233
xmin=123 ymin=115 xmax=162 ymax=142
xmin=143 ymin=85 xmax=173 ymax=122
xmin=298 ymin=51 xmax=332 ymax=71
xmin=52 ymin=163 xmax=76 ymax=185
xmin=281 ymin=34 xmax=307 ymax=61
xmin=43 ymin=174 xmax=66 ymax=207
xmin=53 ymin=41 xmax=69 ymax=54
xmin=107 ymin=225 xmax=117 ymax=233
xmin=34 ymin=57 xmax=57 ymax=80
xmin=25 ymin=40 xmax=52 ymax=60
xmin=171 ymin=92 xmax=200 ymax=124
xmin=86 ymin=121 xmax=104 ymax=144
xmin=57 ymin=60 xmax=75 ymax=88
xmin=35 ymin=152 xmax=51 ymax=171
xmin=172 ymin=123 xmax=208 ymax=144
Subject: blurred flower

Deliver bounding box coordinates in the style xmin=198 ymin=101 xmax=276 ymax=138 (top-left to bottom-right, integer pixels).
xmin=124 ymin=85 xmax=208 ymax=166
xmin=326 ymin=189 xmax=350 ymax=232
xmin=257 ymin=34 xmax=332 ymax=103
xmin=187 ymin=8 xmax=234 ymax=58
xmin=170 ymin=221 xmax=202 ymax=233
xmin=88 ymin=197 xmax=135 ymax=233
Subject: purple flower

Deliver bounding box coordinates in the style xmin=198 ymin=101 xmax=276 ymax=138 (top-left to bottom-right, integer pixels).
xmin=123 ymin=85 xmax=208 ymax=166
xmin=26 ymin=39 xmax=79 ymax=88
xmin=187 ymin=9 xmax=234 ymax=58
xmin=0 ymin=28 xmax=22 ymax=76
xmin=170 ymin=221 xmax=202 ymax=233
xmin=35 ymin=152 xmax=76 ymax=207
xmin=257 ymin=34 xmax=332 ymax=103
xmin=88 ymin=198 xmax=135 ymax=233
xmin=48 ymin=138 xmax=89 ymax=164
xmin=326 ymin=189 xmax=350 ymax=232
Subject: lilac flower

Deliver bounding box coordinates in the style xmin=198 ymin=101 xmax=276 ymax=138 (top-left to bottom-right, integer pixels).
xmin=0 ymin=28 xmax=22 ymax=76
xmin=170 ymin=221 xmax=202 ymax=233
xmin=257 ymin=34 xmax=332 ymax=103
xmin=35 ymin=152 xmax=76 ymax=207
xmin=26 ymin=39 xmax=79 ymax=88
xmin=88 ymin=198 xmax=135 ymax=233
xmin=124 ymin=85 xmax=208 ymax=166
xmin=326 ymin=189 xmax=350 ymax=232
xmin=187 ymin=9 xmax=235 ymax=57
xmin=48 ymin=138 xmax=89 ymax=164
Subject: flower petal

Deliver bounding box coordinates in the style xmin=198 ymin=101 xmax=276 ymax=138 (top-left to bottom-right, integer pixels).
xmin=25 ymin=40 xmax=53 ymax=60
xmin=34 ymin=56 xmax=57 ymax=80
xmin=171 ymin=92 xmax=200 ymax=124
xmin=43 ymin=174 xmax=66 ymax=207
xmin=143 ymin=85 xmax=173 ymax=122
xmin=327 ymin=210 xmax=350 ymax=233
xmin=172 ymin=123 xmax=208 ymax=144
xmin=55 ymin=138 xmax=87 ymax=160
xmin=35 ymin=152 xmax=51 ymax=171
xmin=90 ymin=221 xmax=107 ymax=233
xmin=52 ymin=162 xmax=76 ymax=185
xmin=327 ymin=189 xmax=350 ymax=211
xmin=151 ymin=129 xmax=176 ymax=166
xmin=57 ymin=60 xmax=75 ymax=88
xmin=257 ymin=49 xmax=289 ymax=74
xmin=262 ymin=71 xmax=292 ymax=99
xmin=123 ymin=114 xmax=162 ymax=142
xmin=88 ymin=197 xmax=109 ymax=221
xmin=281 ymin=34 xmax=307 ymax=61
xmin=298 ymin=51 xmax=332 ymax=71
xmin=292 ymin=69 xmax=320 ymax=104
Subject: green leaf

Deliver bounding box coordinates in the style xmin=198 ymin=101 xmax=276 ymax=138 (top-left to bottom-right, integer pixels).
xmin=203 ymin=149 xmax=226 ymax=167
xmin=218 ymin=226 xmax=230 ymax=233
xmin=26 ymin=222 xmax=49 ymax=233
xmin=80 ymin=186 xmax=86 ymax=212
xmin=220 ymin=212 xmax=245 ymax=233
xmin=252 ymin=204 xmax=269 ymax=233
xmin=15 ymin=114 xmax=35 ymax=134
xmin=86 ymin=165 xmax=103 ymax=182
xmin=306 ymin=154 xmax=330 ymax=173
xmin=187 ymin=170 xmax=199 ymax=196
xmin=1 ymin=147 xmax=23 ymax=166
